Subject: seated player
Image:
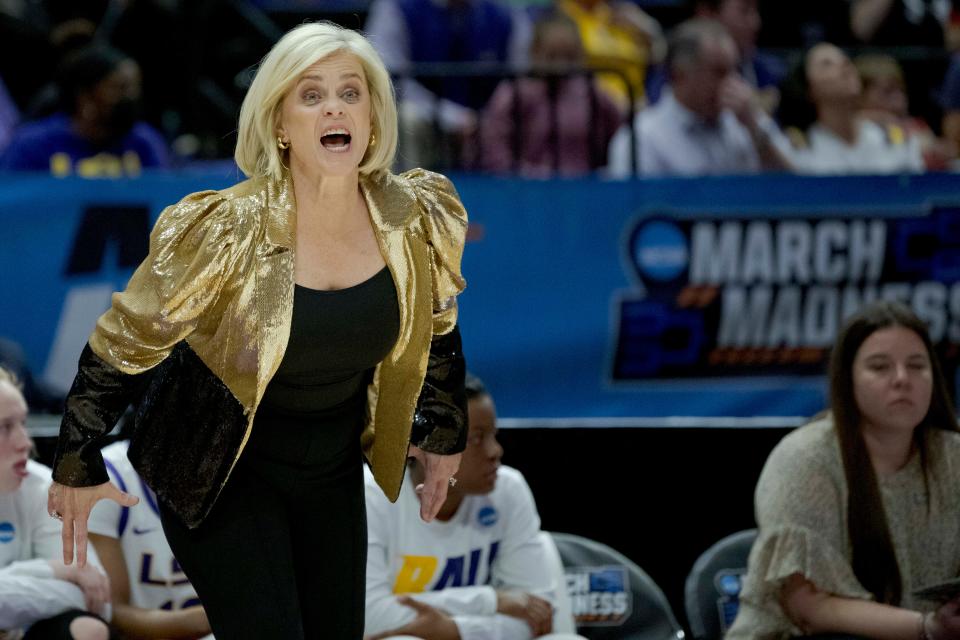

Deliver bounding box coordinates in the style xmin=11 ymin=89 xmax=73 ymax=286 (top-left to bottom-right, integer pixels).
xmin=0 ymin=366 xmax=112 ymax=639
xmin=364 ymin=373 xmax=585 ymax=640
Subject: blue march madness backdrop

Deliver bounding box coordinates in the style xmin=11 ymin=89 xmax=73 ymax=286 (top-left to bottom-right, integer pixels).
xmin=1 ymin=171 xmax=958 ymax=422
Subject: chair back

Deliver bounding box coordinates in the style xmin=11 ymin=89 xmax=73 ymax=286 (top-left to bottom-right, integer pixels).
xmin=683 ymin=529 xmax=757 ymax=640
xmin=551 ymin=532 xmax=685 ymax=640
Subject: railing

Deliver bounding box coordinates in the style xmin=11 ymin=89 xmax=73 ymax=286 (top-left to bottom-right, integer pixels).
xmin=388 ymin=61 xmax=640 ymax=175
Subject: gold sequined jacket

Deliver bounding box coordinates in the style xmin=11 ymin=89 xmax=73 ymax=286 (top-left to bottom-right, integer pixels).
xmin=51 ymin=168 xmax=468 ymax=528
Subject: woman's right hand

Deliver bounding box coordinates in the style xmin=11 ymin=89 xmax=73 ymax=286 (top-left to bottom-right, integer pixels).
xmin=47 ymin=481 xmax=139 ymax=567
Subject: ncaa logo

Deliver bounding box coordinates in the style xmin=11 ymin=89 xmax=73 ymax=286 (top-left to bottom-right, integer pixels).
xmin=0 ymin=522 xmax=15 ymax=543
xmin=716 ymin=571 xmax=742 ymax=597
xmin=630 ymin=219 xmax=688 ymax=282
xmin=477 ymin=506 xmax=498 ymax=527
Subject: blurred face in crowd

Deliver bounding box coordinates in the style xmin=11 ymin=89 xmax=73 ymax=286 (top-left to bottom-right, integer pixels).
xmin=852 ymin=326 xmax=933 ymax=438
xmin=454 ymin=394 xmax=503 ymax=495
xmin=673 ymin=33 xmax=738 ymax=121
xmin=862 ymin=75 xmax=909 ymax=118
xmin=79 ymin=59 xmax=142 ymax=138
xmin=710 ymin=0 xmax=761 ymax=56
xmin=531 ymin=20 xmax=585 ymax=68
xmin=277 ymin=51 xmax=372 ymax=179
xmin=806 ymin=43 xmax=861 ymax=109
xmin=0 ymin=381 xmax=31 ymax=493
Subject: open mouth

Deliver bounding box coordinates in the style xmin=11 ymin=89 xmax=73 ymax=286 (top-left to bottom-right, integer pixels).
xmin=320 ymin=129 xmax=352 ymax=152
xmin=13 ymin=460 xmax=27 ymax=478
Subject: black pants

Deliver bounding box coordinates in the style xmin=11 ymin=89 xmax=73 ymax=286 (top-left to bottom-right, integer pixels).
xmin=24 ymin=610 xmax=113 ymax=640
xmin=160 ymin=408 xmax=367 ymax=640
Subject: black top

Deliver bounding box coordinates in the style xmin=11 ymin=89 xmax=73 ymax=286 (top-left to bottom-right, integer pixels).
xmin=257 ymin=265 xmax=400 ymax=417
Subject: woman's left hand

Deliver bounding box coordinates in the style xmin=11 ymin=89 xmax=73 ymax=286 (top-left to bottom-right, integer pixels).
xmin=408 ymin=445 xmax=461 ymax=522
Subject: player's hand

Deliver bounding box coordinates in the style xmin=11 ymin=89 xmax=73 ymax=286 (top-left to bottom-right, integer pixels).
xmin=408 ymin=445 xmax=461 ymax=522
xmin=48 ymin=481 xmax=139 ymax=567
xmin=365 ymin=596 xmax=460 ymax=640
xmin=497 ymin=590 xmax=553 ymax=635
xmin=930 ymin=595 xmax=960 ymax=640
xmin=74 ymin=563 xmax=111 ymax=615
xmin=48 ymin=560 xmax=110 ymax=616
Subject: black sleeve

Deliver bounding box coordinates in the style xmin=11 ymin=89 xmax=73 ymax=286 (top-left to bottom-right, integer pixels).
xmin=52 ymin=344 xmax=152 ymax=486
xmin=409 ymin=324 xmax=468 ymax=455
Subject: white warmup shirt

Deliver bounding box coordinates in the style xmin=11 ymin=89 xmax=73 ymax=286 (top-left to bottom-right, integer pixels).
xmin=0 ymin=461 xmax=105 ymax=630
xmin=88 ymin=440 xmax=201 ymax=612
xmin=789 ymin=119 xmax=925 ymax=175
xmin=364 ymin=465 xmax=565 ymax=640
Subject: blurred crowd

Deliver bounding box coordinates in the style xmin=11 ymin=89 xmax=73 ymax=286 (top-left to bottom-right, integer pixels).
xmin=2 ymin=0 xmax=960 ymax=177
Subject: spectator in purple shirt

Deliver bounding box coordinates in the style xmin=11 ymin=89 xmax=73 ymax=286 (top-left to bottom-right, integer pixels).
xmin=0 ymin=46 xmax=170 ymax=176
xmin=480 ymin=10 xmax=623 ymax=178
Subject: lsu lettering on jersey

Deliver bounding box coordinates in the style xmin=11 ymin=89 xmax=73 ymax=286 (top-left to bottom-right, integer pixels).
xmin=88 ymin=441 xmax=200 ymax=612
xmin=364 ymin=464 xmax=565 ymax=640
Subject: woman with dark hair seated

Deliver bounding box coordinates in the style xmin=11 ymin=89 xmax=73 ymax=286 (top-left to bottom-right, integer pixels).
xmin=777 ymin=43 xmax=924 ymax=175
xmin=728 ymin=301 xmax=960 ymax=640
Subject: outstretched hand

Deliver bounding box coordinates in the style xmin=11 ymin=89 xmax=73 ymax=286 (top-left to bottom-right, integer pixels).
xmin=408 ymin=445 xmax=461 ymax=522
xmin=48 ymin=481 xmax=139 ymax=567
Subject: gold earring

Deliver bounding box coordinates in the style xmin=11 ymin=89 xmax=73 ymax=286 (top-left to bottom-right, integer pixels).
xmin=277 ymin=136 xmax=290 ymax=150
xmin=369 ymin=132 xmax=376 ymax=148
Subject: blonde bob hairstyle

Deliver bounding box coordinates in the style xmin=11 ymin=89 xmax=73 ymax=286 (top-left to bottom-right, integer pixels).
xmin=235 ymin=22 xmax=398 ymax=181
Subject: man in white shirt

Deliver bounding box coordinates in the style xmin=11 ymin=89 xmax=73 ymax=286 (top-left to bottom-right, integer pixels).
xmin=0 ymin=367 xmax=111 ymax=640
xmin=608 ymin=18 xmax=791 ymax=177
xmin=364 ymin=374 xmax=583 ymax=640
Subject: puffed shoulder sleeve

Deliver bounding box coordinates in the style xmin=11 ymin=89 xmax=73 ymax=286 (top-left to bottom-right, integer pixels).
xmin=749 ymin=439 xmax=870 ymax=597
xmin=405 ymin=168 xmax=468 ymax=336
xmin=53 ymin=190 xmax=245 ymax=487
xmin=91 ymin=190 xmax=242 ymax=371
xmin=731 ymin=424 xmax=872 ymax=638
xmin=403 ymin=169 xmax=468 ymax=455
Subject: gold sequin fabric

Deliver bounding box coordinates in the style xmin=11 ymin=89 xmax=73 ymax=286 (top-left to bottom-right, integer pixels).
xmin=54 ymin=168 xmax=468 ymax=523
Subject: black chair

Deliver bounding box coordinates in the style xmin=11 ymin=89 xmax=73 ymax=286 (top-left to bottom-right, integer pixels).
xmin=684 ymin=529 xmax=758 ymax=640
xmin=551 ymin=532 xmax=685 ymax=640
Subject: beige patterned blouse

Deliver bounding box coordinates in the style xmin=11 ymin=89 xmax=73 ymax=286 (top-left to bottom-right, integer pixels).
xmin=727 ymin=417 xmax=960 ymax=639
